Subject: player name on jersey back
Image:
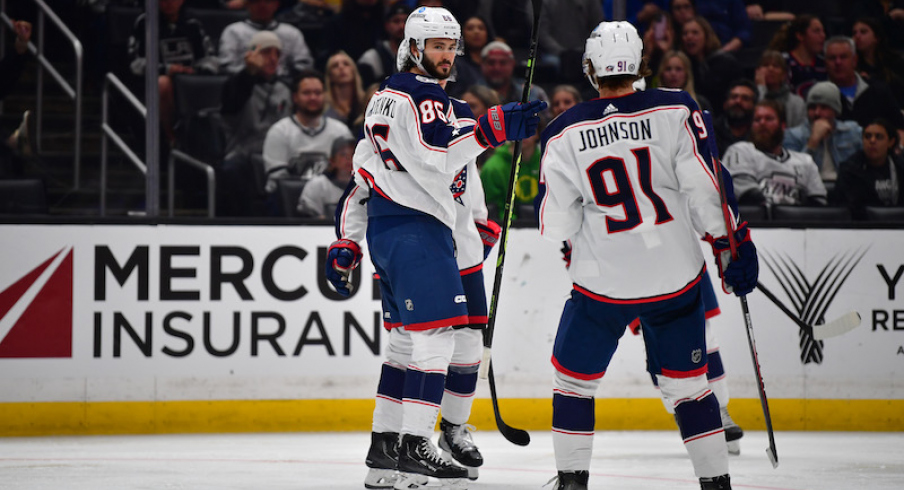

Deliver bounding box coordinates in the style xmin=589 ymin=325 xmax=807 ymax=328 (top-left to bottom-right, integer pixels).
xmin=576 ymin=118 xmax=653 ymax=152
xmin=367 ymin=95 xmax=397 ymax=119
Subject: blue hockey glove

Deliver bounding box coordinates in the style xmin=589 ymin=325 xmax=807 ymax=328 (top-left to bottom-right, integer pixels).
xmin=325 ymin=239 xmax=362 ymax=296
xmin=475 ymin=219 xmax=501 ymax=260
xmin=476 ymin=100 xmax=548 ymax=147
xmin=706 ymin=222 xmax=758 ymax=296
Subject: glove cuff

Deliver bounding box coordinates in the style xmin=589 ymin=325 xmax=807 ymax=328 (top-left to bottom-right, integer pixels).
xmin=477 ymin=107 xmax=506 ymax=148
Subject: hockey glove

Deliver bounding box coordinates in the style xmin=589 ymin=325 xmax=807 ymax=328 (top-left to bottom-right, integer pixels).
xmin=325 ymin=239 xmax=363 ymax=296
xmin=476 ymin=100 xmax=548 ymax=147
xmin=706 ymin=222 xmax=758 ymax=296
xmin=561 ymin=240 xmax=572 ymax=269
xmin=475 ymin=219 xmax=501 ymax=260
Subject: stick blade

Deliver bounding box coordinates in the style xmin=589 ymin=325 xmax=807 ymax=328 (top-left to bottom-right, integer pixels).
xmin=813 ymin=311 xmax=861 ymax=340
xmin=766 ymin=447 xmax=779 ymax=468
xmin=497 ymin=422 xmax=531 ymax=446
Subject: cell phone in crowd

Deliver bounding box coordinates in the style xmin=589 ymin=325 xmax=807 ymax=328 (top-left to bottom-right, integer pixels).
xmin=654 ymin=15 xmax=667 ymax=41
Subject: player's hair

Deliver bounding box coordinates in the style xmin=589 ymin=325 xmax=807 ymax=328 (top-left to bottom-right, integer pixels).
xmin=756 ymin=99 xmax=786 ymax=125
xmin=401 ymin=40 xmax=419 ymax=72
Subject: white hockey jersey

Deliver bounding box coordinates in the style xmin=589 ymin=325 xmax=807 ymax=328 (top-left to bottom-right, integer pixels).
xmin=352 ymin=72 xmax=490 ymax=230
xmin=538 ymin=89 xmax=729 ymax=301
xmin=337 ymin=98 xmax=490 ymax=270
xmin=721 ymin=142 xmax=827 ymax=205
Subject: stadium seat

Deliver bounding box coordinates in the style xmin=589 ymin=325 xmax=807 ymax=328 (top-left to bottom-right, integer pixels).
xmin=771 ymin=205 xmax=851 ymax=223
xmin=277 ymin=180 xmax=307 ymax=217
xmin=172 ymin=74 xmax=229 ymax=163
xmin=0 ymin=179 xmax=47 ymax=215
xmin=738 ymin=205 xmax=768 ymax=224
xmin=864 ymin=206 xmax=904 ymax=222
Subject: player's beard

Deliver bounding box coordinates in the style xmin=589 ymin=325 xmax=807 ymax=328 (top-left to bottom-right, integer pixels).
xmin=751 ymin=127 xmax=784 ymax=154
xmin=422 ymin=56 xmax=453 ymax=80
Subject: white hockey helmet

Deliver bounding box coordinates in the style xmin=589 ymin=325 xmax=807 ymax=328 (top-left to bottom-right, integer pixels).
xmin=583 ymin=21 xmax=643 ymax=89
xmin=395 ymin=7 xmax=463 ymax=72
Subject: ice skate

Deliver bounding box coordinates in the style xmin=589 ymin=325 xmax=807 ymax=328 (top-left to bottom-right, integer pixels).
xmin=438 ymin=419 xmax=482 ymax=480
xmin=547 ymin=470 xmax=589 ymax=490
xmin=721 ymin=407 xmax=744 ymax=456
xmin=365 ymin=431 xmax=401 ymax=489
xmin=395 ymin=434 xmax=468 ymax=489
xmin=700 ymin=474 xmax=732 ymax=489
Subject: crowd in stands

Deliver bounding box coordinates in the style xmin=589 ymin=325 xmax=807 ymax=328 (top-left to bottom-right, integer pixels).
xmin=3 ymin=0 xmax=904 ymax=221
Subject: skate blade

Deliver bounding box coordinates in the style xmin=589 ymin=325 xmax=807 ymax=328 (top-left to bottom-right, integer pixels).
xmin=440 ymin=449 xmax=479 ymax=480
xmin=365 ymin=468 xmax=401 ymax=488
xmin=393 ymin=473 xmax=467 ymax=489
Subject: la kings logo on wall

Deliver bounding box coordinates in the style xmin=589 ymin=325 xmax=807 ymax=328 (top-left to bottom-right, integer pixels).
xmin=759 ymin=247 xmax=868 ymax=364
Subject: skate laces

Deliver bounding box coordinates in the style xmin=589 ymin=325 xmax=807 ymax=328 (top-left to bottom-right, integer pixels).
xmin=447 ymin=423 xmax=477 ymax=450
xmin=418 ymin=437 xmax=451 ymax=467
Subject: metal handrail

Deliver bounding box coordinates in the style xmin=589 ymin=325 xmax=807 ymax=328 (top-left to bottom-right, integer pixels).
xmin=168 ymin=150 xmax=216 ymax=218
xmin=101 ymin=73 xmax=146 ymax=217
xmin=0 ymin=0 xmax=83 ymax=189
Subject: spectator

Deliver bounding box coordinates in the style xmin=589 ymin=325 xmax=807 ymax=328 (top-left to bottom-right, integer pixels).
xmin=713 ymin=78 xmax=757 ymax=157
xmin=679 ymin=16 xmax=742 ymax=112
xmin=832 ymin=118 xmax=904 ymax=219
xmin=459 ymin=84 xmax=500 ymax=168
xmin=642 ymin=12 xmax=679 ymax=81
xmin=1 ymin=20 xmax=34 ymax=179
xmin=321 ymin=0 xmax=383 ymax=63
xmin=744 ymin=1 xmax=793 ymax=21
xmin=670 ymin=0 xmax=697 ymax=27
xmin=722 ymin=99 xmax=827 ymax=206
xmin=479 ymin=41 xmax=548 ymax=106
xmin=218 ymin=30 xmax=293 ymax=216
xmin=538 ymin=0 xmax=604 ymax=78
xmin=601 ymin=0 xmax=669 ymax=27
xmin=445 ymin=15 xmax=492 ymax=98
xmin=549 ymin=84 xmax=582 ymax=118
xmin=323 ymin=51 xmax=366 ymax=131
xmin=755 ymin=50 xmax=805 ymax=127
xmin=356 ymin=2 xmax=410 ymax=88
xmin=128 ymin=0 xmax=218 ymax=144
xmin=852 ymin=17 xmax=904 ymax=106
xmin=653 ymin=50 xmax=712 ymax=113
xmin=263 ymin=70 xmax=352 ymax=198
xmin=784 ymin=81 xmax=862 ymax=182
xmin=218 ymin=0 xmax=313 ymax=80
xmin=823 ymin=36 xmax=904 ymax=137
xmin=296 ymin=136 xmax=355 ymax=218
xmin=853 ymin=0 xmax=904 ymax=50
xmin=694 ymin=0 xmax=751 ymax=52
xmin=767 ymin=14 xmax=826 ymax=96
xmin=480 ymin=116 xmax=546 ymax=222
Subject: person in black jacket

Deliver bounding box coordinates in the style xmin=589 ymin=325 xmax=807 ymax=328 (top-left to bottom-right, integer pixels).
xmin=128 ymin=0 xmax=218 ymax=143
xmin=1 ymin=20 xmax=34 ymax=178
xmin=832 ymin=118 xmax=904 ymax=219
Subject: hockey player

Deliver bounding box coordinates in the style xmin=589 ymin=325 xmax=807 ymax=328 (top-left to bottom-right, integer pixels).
xmin=537 ymin=21 xmax=758 ymax=490
xmin=324 ymin=6 xmax=544 ymax=489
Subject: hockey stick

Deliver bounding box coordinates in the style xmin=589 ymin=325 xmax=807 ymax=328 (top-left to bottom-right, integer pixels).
xmin=702 ymin=111 xmax=779 ymax=469
xmin=755 ymin=282 xmax=862 ymax=340
xmin=477 ymin=0 xmax=543 ymax=447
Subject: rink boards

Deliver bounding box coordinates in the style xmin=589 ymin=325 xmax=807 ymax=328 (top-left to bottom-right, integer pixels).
xmin=0 ymin=224 xmax=902 ymax=435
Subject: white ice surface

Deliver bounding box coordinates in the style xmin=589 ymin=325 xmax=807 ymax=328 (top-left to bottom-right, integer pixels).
xmin=1 ymin=431 xmax=902 ymax=489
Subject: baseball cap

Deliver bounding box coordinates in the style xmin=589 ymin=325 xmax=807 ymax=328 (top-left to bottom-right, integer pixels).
xmin=806 ymin=81 xmax=842 ymax=115
xmin=481 ymin=40 xmax=514 ymax=59
xmin=385 ymin=2 xmax=412 ymax=21
xmin=249 ymin=30 xmax=281 ymax=52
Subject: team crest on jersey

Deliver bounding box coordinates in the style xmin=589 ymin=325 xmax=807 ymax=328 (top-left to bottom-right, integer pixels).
xmin=450 ymin=167 xmax=468 ymax=205
xmin=691 ymin=348 xmax=703 ymax=364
